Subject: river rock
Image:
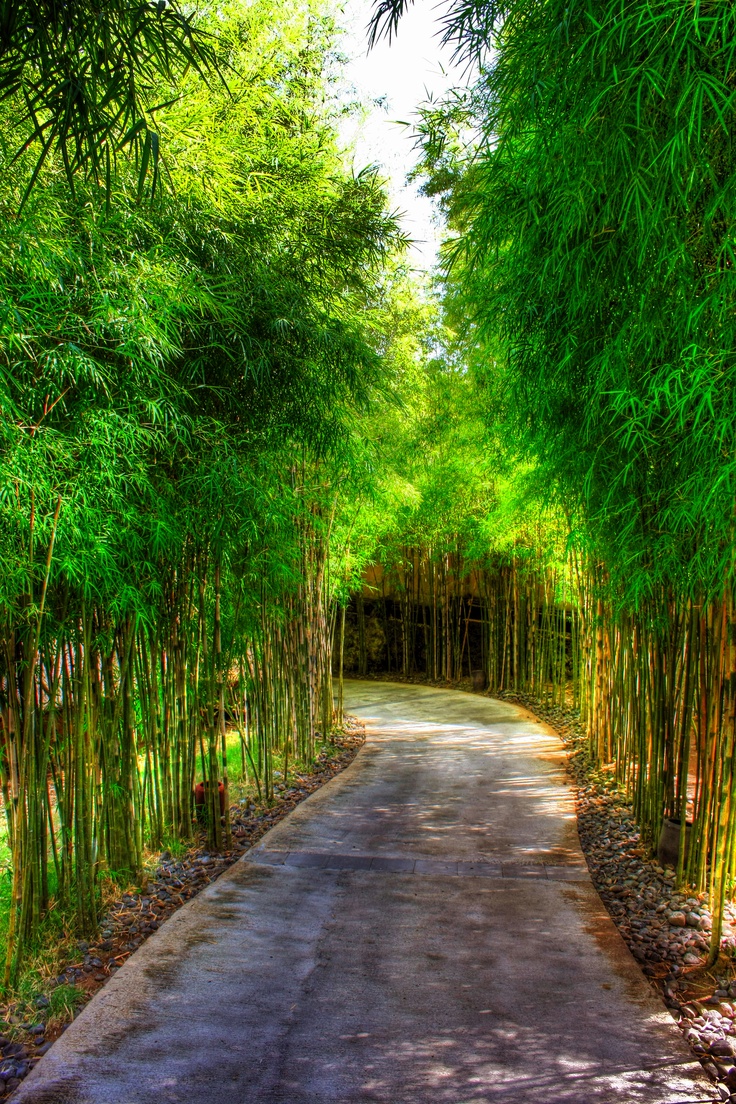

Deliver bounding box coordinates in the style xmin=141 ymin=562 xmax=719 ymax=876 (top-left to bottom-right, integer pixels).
xmin=3 ymin=1044 xmax=27 ymax=1059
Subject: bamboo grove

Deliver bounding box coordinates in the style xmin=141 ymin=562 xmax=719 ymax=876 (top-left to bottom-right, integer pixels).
xmin=0 ymin=0 xmax=428 ymax=986
xmin=359 ymin=0 xmax=736 ymax=965
xmin=3 ymin=0 xmax=736 ymax=993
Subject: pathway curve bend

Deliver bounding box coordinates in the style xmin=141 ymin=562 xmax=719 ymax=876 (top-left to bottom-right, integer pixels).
xmin=15 ymin=680 xmax=715 ymax=1104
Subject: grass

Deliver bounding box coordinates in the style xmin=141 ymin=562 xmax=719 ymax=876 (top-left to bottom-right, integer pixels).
xmin=0 ymin=832 xmax=84 ymax=1013
xmin=0 ymin=896 xmax=82 ymax=1020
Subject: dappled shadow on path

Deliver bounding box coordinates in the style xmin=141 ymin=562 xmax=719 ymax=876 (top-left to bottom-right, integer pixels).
xmin=274 ymin=1021 xmax=709 ymax=1104
xmin=263 ymin=712 xmax=581 ymax=865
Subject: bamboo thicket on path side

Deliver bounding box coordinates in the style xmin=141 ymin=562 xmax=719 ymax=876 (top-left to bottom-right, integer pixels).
xmin=0 ymin=0 xmax=411 ymax=988
xmin=363 ymin=538 xmax=736 ymax=964
xmin=360 ymin=0 xmax=736 ymax=966
xmin=0 ymin=482 xmax=341 ymax=985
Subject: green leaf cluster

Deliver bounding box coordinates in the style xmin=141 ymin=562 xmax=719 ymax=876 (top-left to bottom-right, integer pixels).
xmin=413 ymin=0 xmax=736 ymax=606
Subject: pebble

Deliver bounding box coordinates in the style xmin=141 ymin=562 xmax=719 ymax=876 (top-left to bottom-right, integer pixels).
xmin=3 ymin=1044 xmax=27 ymax=1059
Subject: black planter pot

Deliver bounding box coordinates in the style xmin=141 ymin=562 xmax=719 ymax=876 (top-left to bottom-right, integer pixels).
xmin=657 ymin=817 xmax=691 ymax=868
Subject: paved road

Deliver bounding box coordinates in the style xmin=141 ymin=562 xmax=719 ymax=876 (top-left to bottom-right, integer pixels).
xmin=16 ymin=681 xmax=715 ymax=1104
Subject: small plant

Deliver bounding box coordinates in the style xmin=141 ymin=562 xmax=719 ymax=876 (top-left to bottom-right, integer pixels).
xmin=46 ymin=984 xmax=85 ymax=1021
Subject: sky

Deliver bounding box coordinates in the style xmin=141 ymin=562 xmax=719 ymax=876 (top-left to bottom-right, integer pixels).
xmin=337 ymin=0 xmax=463 ymax=269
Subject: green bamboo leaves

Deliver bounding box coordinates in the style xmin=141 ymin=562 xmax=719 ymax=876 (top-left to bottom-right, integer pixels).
xmin=421 ymin=0 xmax=736 ymax=605
xmin=0 ymin=0 xmax=222 ymax=201
xmin=370 ymin=0 xmax=736 ymax=961
xmin=0 ymin=0 xmax=408 ymax=986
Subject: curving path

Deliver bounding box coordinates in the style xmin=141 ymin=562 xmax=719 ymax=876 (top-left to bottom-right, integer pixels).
xmin=16 ymin=681 xmax=715 ymax=1104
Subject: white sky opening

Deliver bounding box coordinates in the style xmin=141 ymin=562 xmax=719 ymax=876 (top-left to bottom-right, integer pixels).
xmin=337 ymin=0 xmax=463 ymax=270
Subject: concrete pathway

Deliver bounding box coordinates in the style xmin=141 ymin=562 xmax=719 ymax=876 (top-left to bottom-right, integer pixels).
xmin=16 ymin=681 xmax=716 ymax=1104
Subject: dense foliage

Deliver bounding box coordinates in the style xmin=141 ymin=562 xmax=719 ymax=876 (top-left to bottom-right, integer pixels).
xmin=0 ymin=0 xmax=415 ymax=987
xmin=4 ymin=0 xmax=736 ymax=997
xmin=364 ymin=0 xmax=736 ymax=964
xmin=0 ymin=0 xmax=221 ymax=199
